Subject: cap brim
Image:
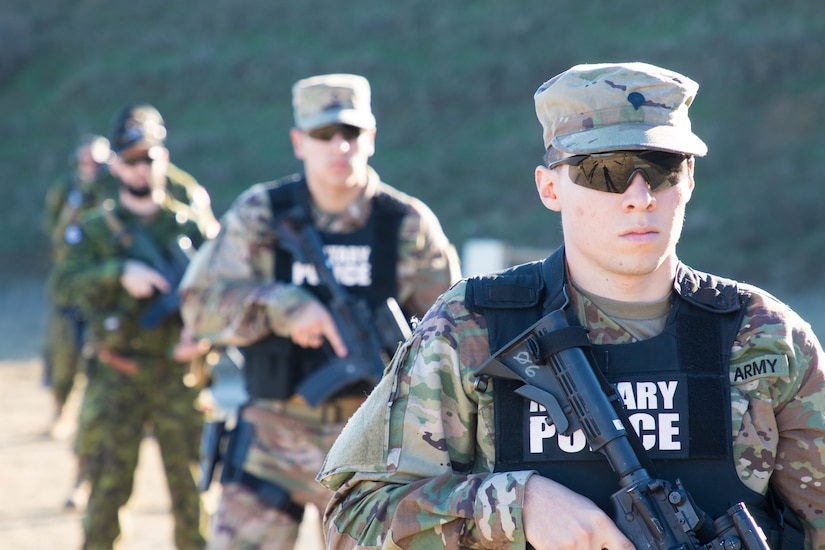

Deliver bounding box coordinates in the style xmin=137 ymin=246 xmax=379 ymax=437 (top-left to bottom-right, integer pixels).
xmin=297 ymin=109 xmax=376 ymax=131
xmin=119 ymin=144 xmax=165 ymax=161
xmin=554 ymin=124 xmax=708 ymax=157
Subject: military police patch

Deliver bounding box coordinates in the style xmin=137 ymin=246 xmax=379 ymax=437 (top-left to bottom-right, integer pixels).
xmin=730 ymin=354 xmax=789 ymax=384
xmin=64 ymin=224 xmax=83 ymax=245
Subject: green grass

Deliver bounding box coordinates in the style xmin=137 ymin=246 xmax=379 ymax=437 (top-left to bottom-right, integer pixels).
xmin=2 ymin=0 xmax=824 ymax=294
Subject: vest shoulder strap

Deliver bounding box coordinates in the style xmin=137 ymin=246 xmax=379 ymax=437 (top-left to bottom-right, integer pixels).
xmin=465 ymin=246 xmax=567 ymax=351
xmin=266 ymin=174 xmax=307 ymax=216
xmin=99 ymin=203 xmax=132 ymax=248
xmin=675 ymin=263 xmax=747 ymax=313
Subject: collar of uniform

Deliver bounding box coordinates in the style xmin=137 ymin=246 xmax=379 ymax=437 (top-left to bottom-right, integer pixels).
xmin=310 ymin=166 xmax=378 ymax=232
xmin=572 ymin=280 xmax=672 ymax=321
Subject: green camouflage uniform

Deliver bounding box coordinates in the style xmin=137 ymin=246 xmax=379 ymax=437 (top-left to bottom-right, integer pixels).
xmin=54 ymin=196 xmax=210 ymax=550
xmin=42 ymin=167 xmax=116 ymax=412
xmin=179 ymin=167 xmax=461 ymax=549
xmin=318 ymin=262 xmax=825 ymax=549
xmin=70 ymin=165 xmax=218 ymax=469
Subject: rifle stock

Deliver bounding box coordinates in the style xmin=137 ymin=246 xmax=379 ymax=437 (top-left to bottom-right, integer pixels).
xmin=476 ymin=308 xmax=770 ymax=550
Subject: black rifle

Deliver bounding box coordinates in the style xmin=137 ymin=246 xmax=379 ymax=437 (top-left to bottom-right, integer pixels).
xmin=476 ymin=307 xmax=770 ymax=550
xmin=129 ymin=230 xmax=192 ymax=330
xmin=102 ymin=206 xmax=192 ymax=329
xmin=273 ymin=205 xmax=411 ymax=407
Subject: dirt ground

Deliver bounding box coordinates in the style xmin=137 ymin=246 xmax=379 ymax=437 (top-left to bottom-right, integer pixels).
xmin=0 ymin=278 xmax=322 ymax=549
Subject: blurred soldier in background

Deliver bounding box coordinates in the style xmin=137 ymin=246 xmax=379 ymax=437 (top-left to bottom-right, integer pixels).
xmin=106 ymin=104 xmax=221 ymax=241
xmin=179 ymin=73 xmax=461 ymax=549
xmin=42 ymin=133 xmax=113 ymax=422
xmin=54 ymin=103 xmax=216 ymax=550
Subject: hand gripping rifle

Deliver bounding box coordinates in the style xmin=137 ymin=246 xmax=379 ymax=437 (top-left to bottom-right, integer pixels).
xmin=476 ymin=307 xmax=770 ymax=550
xmin=273 ymin=205 xmax=411 ymax=407
xmin=135 ymin=233 xmax=192 ymax=330
xmin=100 ymin=205 xmax=192 ymax=330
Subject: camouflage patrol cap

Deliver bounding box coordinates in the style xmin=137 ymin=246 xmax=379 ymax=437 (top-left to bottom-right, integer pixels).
xmin=292 ymin=74 xmax=376 ymax=131
xmin=535 ymin=62 xmax=707 ymax=156
xmin=110 ymin=104 xmax=167 ymax=156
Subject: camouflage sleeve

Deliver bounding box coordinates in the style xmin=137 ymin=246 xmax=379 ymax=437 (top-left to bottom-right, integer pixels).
xmin=729 ymin=290 xmax=825 ymax=547
xmin=390 ymin=187 xmax=462 ymax=319
xmin=42 ymin=176 xmax=67 ymax=239
xmin=50 ymin=212 xmax=125 ymax=312
xmin=319 ymin=283 xmax=534 ymax=549
xmin=178 ymin=183 xmax=318 ymax=346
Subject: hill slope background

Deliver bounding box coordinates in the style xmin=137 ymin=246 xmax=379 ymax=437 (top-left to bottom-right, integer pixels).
xmin=2 ymin=0 xmax=824 ymax=296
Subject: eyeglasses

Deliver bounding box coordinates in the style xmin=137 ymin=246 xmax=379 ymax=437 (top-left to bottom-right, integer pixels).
xmin=548 ymin=150 xmax=690 ymax=194
xmin=306 ymin=124 xmax=363 ymax=142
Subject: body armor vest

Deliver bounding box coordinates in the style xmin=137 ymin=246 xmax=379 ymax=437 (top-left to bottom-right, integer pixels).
xmin=466 ymin=247 xmax=798 ymax=546
xmin=240 ymin=176 xmax=406 ymax=401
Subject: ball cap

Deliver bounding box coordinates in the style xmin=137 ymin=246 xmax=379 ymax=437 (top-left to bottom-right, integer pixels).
xmin=110 ymin=104 xmax=167 ymax=155
xmin=292 ymin=74 xmax=376 ymax=131
xmin=535 ymin=62 xmax=707 ymax=156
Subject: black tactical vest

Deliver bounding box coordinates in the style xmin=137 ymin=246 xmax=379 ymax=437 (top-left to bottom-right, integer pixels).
xmin=466 ymin=247 xmax=799 ymax=546
xmin=240 ymin=176 xmax=406 ymax=401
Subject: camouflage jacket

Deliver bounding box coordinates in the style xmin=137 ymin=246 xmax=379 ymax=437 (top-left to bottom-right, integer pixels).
xmin=42 ymin=169 xmax=117 ymax=263
xmin=53 ymin=198 xmax=208 ymax=358
xmin=44 ymin=163 xmax=218 ymax=306
xmin=179 ymin=167 xmax=461 ymax=346
xmin=318 ymin=261 xmax=825 ymax=549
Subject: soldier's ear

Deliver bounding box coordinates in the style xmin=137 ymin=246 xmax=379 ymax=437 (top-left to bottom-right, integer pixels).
xmin=535 ymin=165 xmax=561 ymax=212
xmin=290 ymin=128 xmax=305 ymax=160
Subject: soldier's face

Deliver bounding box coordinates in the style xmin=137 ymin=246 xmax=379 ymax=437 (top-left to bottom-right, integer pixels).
xmin=76 ymin=146 xmax=99 ymax=184
xmin=291 ymin=125 xmax=375 ymax=193
xmin=535 ymin=154 xmax=695 ymax=284
xmin=112 ymin=147 xmax=168 ymax=194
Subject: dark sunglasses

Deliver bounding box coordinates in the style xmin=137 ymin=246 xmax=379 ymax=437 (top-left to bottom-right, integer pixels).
xmin=306 ymin=123 xmax=363 ymax=142
xmin=548 ymin=150 xmax=690 ymax=194
xmin=123 ymin=155 xmax=154 ymax=166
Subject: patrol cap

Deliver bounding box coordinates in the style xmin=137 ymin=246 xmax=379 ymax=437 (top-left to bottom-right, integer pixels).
xmin=535 ymin=62 xmax=707 ymax=156
xmin=110 ymin=104 xmax=167 ymax=156
xmin=292 ymin=74 xmax=376 ymax=131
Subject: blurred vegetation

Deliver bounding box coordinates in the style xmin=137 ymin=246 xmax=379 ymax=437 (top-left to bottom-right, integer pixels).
xmin=2 ymin=0 xmax=824 ymax=296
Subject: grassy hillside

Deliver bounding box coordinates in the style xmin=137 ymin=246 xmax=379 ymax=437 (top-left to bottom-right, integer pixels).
xmin=2 ymin=0 xmax=824 ymax=294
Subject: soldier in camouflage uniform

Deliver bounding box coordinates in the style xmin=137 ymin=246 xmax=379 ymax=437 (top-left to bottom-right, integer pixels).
xmin=42 ymin=134 xmax=114 ymax=419
xmin=179 ymin=73 xmax=461 ymax=549
xmin=318 ymin=62 xmax=825 ymax=549
xmin=69 ymin=104 xmax=221 ymax=501
xmin=54 ymin=104 xmax=215 ymax=550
